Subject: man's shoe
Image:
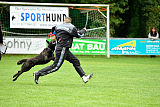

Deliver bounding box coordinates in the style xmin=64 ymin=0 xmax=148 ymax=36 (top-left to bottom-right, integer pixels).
xmin=82 ymin=73 xmax=93 ymax=83
xmin=33 ymin=72 xmax=40 ymax=84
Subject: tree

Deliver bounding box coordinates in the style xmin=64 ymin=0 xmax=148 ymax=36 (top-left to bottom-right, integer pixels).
xmin=141 ymin=0 xmax=160 ymax=36
xmin=127 ymin=0 xmax=160 ymax=38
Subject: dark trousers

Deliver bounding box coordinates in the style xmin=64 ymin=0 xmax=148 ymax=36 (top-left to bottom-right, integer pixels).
xmin=37 ymin=47 xmax=85 ymax=77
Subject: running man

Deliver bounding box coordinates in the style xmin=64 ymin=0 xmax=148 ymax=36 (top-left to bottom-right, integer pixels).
xmin=33 ymin=17 xmax=93 ymax=84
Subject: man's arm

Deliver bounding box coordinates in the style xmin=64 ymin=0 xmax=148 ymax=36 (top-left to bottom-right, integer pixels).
xmin=51 ymin=27 xmax=56 ymax=34
xmin=78 ymin=28 xmax=87 ymax=37
xmin=72 ymin=27 xmax=87 ymax=38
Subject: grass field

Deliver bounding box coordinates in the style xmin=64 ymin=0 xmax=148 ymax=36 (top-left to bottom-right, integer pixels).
xmin=0 ymin=54 xmax=160 ymax=107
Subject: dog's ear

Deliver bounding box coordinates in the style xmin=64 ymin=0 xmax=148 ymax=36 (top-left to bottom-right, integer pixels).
xmin=46 ymin=40 xmax=49 ymax=44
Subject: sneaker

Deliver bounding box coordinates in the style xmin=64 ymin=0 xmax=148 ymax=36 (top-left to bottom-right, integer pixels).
xmin=82 ymin=73 xmax=93 ymax=83
xmin=33 ymin=72 xmax=40 ymax=84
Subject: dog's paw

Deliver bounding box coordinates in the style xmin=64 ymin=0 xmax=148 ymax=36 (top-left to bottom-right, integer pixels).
xmin=12 ymin=78 xmax=16 ymax=81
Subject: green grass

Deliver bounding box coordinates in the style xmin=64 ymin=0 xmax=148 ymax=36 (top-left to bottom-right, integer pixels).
xmin=0 ymin=55 xmax=160 ymax=107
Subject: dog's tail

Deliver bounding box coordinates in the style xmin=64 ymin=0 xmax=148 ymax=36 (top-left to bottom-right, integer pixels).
xmin=17 ymin=59 xmax=27 ymax=65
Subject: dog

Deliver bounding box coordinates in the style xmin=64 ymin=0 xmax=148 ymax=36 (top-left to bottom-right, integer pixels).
xmin=13 ymin=40 xmax=56 ymax=81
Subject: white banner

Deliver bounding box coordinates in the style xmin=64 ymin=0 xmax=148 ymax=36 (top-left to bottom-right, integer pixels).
xmin=10 ymin=6 xmax=69 ymax=29
xmin=3 ymin=37 xmax=46 ymax=54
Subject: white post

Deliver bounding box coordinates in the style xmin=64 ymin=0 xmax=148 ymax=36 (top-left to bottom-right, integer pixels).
xmin=106 ymin=5 xmax=110 ymax=58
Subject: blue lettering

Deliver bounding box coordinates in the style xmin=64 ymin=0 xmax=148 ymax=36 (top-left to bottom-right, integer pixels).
xmin=42 ymin=13 xmax=45 ymax=21
xmin=37 ymin=13 xmax=41 ymax=21
xmin=31 ymin=13 xmax=35 ymax=21
xmin=21 ymin=13 xmax=24 ymax=21
xmin=25 ymin=13 xmax=30 ymax=21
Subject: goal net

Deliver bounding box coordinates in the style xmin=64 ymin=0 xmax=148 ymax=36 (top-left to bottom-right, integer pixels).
xmin=0 ymin=2 xmax=110 ymax=57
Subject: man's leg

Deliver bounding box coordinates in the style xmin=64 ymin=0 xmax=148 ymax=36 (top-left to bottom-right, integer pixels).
xmin=33 ymin=47 xmax=67 ymax=84
xmin=65 ymin=51 xmax=93 ymax=83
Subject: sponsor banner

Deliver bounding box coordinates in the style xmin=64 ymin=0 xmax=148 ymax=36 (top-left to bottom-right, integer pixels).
xmin=10 ymin=6 xmax=69 ymax=29
xmin=4 ymin=37 xmax=160 ymax=55
xmin=110 ymin=39 xmax=160 ymax=55
xmin=3 ymin=37 xmax=46 ymax=54
xmin=47 ymin=38 xmax=106 ymax=55
xmin=70 ymin=39 xmax=106 ymax=55
xmin=4 ymin=37 xmax=106 ymax=55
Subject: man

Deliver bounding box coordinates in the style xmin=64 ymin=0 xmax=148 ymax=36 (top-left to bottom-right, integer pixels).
xmin=33 ymin=17 xmax=93 ymax=84
xmin=0 ymin=23 xmax=7 ymax=61
xmin=0 ymin=24 xmax=3 ymax=60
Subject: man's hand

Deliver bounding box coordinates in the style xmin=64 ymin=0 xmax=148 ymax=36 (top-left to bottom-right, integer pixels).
xmin=78 ymin=28 xmax=87 ymax=36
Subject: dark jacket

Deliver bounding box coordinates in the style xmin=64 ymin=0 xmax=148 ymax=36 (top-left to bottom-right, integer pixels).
xmin=55 ymin=23 xmax=86 ymax=48
xmin=150 ymin=32 xmax=158 ymax=37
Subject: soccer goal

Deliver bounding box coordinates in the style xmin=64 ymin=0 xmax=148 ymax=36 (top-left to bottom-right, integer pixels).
xmin=0 ymin=2 xmax=110 ymax=58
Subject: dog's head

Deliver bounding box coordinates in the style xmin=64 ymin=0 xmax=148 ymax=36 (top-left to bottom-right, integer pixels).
xmin=46 ymin=40 xmax=56 ymax=51
xmin=42 ymin=48 xmax=52 ymax=56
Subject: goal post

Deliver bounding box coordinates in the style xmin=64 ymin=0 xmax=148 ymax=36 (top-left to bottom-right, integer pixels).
xmin=0 ymin=2 xmax=110 ymax=58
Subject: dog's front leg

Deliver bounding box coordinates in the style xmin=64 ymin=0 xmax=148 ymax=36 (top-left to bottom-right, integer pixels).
xmin=13 ymin=71 xmax=23 ymax=81
xmin=48 ymin=56 xmax=55 ymax=61
xmin=13 ymin=71 xmax=20 ymax=78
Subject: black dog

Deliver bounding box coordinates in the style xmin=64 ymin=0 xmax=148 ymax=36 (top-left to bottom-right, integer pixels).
xmin=13 ymin=40 xmax=56 ymax=81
